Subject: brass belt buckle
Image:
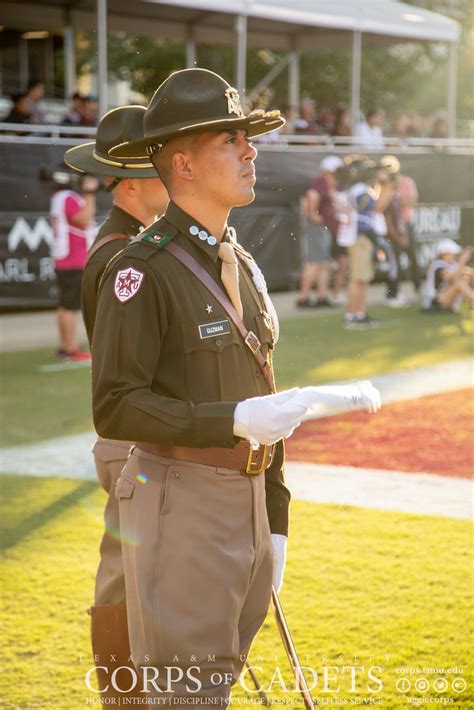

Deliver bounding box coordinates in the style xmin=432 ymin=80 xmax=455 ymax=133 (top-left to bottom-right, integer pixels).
xmin=245 ymin=444 xmax=268 ymax=475
xmin=244 ymin=330 xmax=261 ymax=354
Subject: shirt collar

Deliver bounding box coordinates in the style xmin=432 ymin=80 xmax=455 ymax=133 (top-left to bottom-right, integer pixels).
xmin=165 ymin=201 xmax=229 ymax=263
xmin=110 ymin=205 xmax=145 ymax=237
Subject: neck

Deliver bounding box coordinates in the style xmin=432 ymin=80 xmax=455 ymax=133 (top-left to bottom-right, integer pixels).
xmin=171 ymin=194 xmax=229 ymax=242
xmin=113 ymin=195 xmax=156 ymax=228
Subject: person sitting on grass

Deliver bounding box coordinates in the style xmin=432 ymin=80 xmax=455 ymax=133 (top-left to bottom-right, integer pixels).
xmin=422 ymin=239 xmax=474 ymax=313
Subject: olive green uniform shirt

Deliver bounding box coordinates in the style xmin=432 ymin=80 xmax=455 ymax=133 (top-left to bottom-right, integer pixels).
xmin=91 ymin=201 xmax=290 ymax=535
xmin=81 ymin=205 xmax=144 ymax=345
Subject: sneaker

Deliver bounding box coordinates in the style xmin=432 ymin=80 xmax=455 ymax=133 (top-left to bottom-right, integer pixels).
xmin=331 ymin=292 xmax=347 ymax=306
xmin=57 ymin=348 xmax=91 ymax=362
xmin=385 ymin=294 xmax=410 ymax=308
xmin=296 ymin=298 xmax=318 ymax=308
xmin=343 ymin=314 xmax=377 ymax=330
xmin=316 ymin=297 xmax=336 ymax=308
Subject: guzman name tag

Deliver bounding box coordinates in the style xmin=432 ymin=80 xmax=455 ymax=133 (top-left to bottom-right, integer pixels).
xmin=198 ymin=320 xmax=231 ymax=339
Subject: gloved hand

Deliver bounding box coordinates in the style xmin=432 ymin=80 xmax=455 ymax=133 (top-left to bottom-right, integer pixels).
xmin=297 ymin=380 xmax=382 ymax=415
xmin=271 ymin=534 xmax=287 ymax=593
xmin=233 ymin=388 xmax=307 ymax=447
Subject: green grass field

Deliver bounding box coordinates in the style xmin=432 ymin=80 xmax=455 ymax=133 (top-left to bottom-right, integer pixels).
xmin=1 ymin=306 xmax=472 ymax=446
xmin=1 ymin=306 xmax=473 ymax=708
xmin=1 ymin=475 xmax=472 ymax=709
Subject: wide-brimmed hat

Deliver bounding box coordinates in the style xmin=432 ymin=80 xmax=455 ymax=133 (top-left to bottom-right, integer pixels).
xmin=108 ymin=68 xmax=285 ymax=159
xmin=436 ymin=238 xmax=462 ymax=256
xmin=320 ymin=156 xmax=343 ymax=173
xmin=64 ymin=105 xmax=157 ymax=178
xmin=378 ymin=155 xmax=401 ymax=175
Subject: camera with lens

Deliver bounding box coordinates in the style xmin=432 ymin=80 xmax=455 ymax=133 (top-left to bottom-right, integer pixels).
xmin=39 ymin=167 xmax=101 ymax=193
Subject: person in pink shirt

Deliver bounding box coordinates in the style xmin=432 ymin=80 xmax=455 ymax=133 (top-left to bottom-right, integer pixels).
xmin=50 ymin=174 xmax=98 ymax=359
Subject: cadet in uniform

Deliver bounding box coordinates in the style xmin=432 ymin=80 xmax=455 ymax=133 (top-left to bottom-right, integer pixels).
xmin=64 ymin=106 xmax=168 ymax=699
xmin=92 ymin=69 xmax=311 ymax=705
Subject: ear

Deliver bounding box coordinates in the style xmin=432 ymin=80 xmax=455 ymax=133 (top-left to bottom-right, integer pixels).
xmin=122 ymin=178 xmax=138 ymax=194
xmin=171 ymin=151 xmax=194 ymax=182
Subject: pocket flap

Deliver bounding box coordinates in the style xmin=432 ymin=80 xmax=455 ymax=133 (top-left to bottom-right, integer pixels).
xmin=115 ymin=477 xmax=135 ymax=500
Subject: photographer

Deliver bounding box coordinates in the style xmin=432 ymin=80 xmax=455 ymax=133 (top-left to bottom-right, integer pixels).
xmin=49 ymin=170 xmax=98 ymax=360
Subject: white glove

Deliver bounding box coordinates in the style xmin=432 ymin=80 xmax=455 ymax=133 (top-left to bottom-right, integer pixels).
xmin=297 ymin=380 xmax=382 ymax=415
xmin=271 ymin=534 xmax=287 ymax=593
xmin=233 ymin=388 xmax=307 ymax=447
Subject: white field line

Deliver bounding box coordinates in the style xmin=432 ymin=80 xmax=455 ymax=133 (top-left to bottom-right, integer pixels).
xmin=0 ymin=431 xmax=471 ymax=520
xmin=39 ymin=361 xmax=91 ymax=372
xmin=285 ymin=462 xmax=472 ymax=521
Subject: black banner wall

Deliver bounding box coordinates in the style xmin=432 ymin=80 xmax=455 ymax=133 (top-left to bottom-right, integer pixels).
xmin=0 ymin=141 xmax=472 ymax=308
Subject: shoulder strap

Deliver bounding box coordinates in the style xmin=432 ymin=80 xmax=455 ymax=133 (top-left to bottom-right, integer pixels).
xmin=86 ymin=232 xmax=128 ymax=264
xmin=164 ymin=241 xmax=275 ymax=393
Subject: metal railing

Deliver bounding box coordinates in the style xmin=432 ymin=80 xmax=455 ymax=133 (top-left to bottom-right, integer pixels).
xmin=0 ymin=122 xmax=473 ymax=154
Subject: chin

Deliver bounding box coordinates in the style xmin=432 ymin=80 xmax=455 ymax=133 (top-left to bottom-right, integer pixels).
xmin=234 ymin=188 xmax=255 ymax=208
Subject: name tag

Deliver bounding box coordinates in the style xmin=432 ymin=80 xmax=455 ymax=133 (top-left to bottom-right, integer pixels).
xmin=198 ymin=320 xmax=231 ymax=339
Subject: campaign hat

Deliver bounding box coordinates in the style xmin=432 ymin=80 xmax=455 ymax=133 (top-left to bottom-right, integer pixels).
xmin=108 ymin=68 xmax=285 ymax=159
xmin=64 ymin=105 xmax=157 ymax=178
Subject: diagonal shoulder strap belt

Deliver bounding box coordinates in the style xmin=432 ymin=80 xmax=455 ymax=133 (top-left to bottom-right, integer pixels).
xmin=86 ymin=232 xmax=129 ymax=264
xmin=164 ymin=240 xmax=275 ymax=393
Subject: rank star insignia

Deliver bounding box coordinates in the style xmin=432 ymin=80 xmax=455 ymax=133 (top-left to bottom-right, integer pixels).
xmin=206 ymin=304 xmax=213 ymax=315
xmin=224 ymin=87 xmax=244 ymax=117
xmin=114 ymin=266 xmax=145 ymax=303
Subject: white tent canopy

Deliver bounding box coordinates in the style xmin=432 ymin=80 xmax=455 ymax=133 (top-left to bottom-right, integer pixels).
xmin=1 ymin=0 xmax=460 ymax=134
xmin=153 ymin=0 xmax=460 ymax=44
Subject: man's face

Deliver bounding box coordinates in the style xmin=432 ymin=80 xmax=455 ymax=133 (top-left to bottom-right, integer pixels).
xmin=189 ymin=129 xmax=258 ymax=209
xmin=134 ymin=177 xmax=169 ymax=217
xmin=325 ymin=171 xmax=337 ymax=189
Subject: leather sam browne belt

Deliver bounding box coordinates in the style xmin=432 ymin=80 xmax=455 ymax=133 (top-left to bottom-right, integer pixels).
xmin=135 ymin=440 xmax=275 ymax=475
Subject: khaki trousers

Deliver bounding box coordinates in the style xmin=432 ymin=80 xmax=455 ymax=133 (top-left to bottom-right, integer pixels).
xmin=93 ymin=436 xmax=132 ymax=605
xmin=116 ymin=446 xmax=274 ymax=706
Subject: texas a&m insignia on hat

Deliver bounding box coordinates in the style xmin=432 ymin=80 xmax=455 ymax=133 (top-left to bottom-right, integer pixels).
xmin=114 ymin=267 xmax=145 ymax=303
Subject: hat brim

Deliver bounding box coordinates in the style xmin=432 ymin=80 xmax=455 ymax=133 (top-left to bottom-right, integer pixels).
xmin=108 ymin=113 xmax=285 ymax=159
xmin=64 ymin=142 xmax=157 ymax=178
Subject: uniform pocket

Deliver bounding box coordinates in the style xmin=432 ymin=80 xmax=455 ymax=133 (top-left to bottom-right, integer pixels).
xmin=115 ymin=476 xmax=135 ymax=500
xmin=181 ymin=321 xmax=241 ymax=401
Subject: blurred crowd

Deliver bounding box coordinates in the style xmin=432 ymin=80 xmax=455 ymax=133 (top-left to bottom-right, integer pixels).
xmin=261 ymin=99 xmax=451 ymax=143
xmin=2 ymin=81 xmax=98 ymax=129
xmin=1 ymin=83 xmax=450 ymax=141
xmin=296 ymin=153 xmax=473 ymax=328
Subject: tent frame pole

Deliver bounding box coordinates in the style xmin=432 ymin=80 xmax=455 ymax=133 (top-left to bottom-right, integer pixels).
xmin=235 ymin=13 xmax=247 ymax=98
xmin=288 ymin=47 xmax=300 ymax=110
xmin=64 ymin=20 xmax=76 ymax=99
xmin=350 ymin=29 xmax=361 ymax=134
xmin=447 ymin=41 xmax=457 ymax=138
xmin=97 ymin=0 xmax=108 ymax=117
xmin=186 ymin=25 xmax=197 ymax=68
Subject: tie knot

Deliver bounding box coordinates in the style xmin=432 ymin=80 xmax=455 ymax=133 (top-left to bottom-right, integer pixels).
xmin=218 ymin=242 xmax=238 ymax=265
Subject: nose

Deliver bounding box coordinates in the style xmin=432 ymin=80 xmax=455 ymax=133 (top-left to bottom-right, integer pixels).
xmin=243 ymin=138 xmax=257 ymax=162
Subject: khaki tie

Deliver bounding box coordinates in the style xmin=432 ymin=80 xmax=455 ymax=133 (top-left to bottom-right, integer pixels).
xmin=218 ymin=242 xmax=244 ymax=319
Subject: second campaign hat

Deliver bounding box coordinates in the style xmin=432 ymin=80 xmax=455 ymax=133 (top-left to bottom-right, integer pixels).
xmin=64 ymin=105 xmax=157 ymax=178
xmin=108 ymin=68 xmax=285 ymax=159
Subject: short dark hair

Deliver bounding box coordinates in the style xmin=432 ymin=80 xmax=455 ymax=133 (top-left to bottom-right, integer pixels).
xmin=150 ymin=134 xmax=199 ymax=191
